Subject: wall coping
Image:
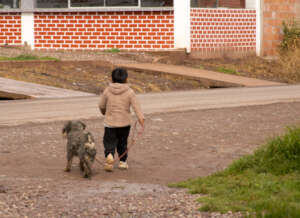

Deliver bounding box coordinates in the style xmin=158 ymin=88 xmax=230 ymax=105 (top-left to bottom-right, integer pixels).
xmin=0 ymin=7 xmax=173 ymax=13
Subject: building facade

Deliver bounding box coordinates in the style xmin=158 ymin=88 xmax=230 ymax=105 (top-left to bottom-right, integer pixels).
xmin=0 ymin=0 xmax=299 ymax=56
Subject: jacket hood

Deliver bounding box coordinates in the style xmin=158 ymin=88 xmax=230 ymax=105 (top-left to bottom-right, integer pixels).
xmin=108 ymin=83 xmax=130 ymax=95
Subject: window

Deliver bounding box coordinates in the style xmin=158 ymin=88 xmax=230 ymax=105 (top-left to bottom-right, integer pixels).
xmin=191 ymin=0 xmax=245 ymax=8
xmin=36 ymin=0 xmax=68 ymax=8
xmin=0 ymin=0 xmax=20 ymax=9
xmin=36 ymin=0 xmax=173 ymax=8
xmin=106 ymin=0 xmax=138 ymax=7
xmin=141 ymin=0 xmax=172 ymax=7
xmin=71 ymin=0 xmax=104 ymax=7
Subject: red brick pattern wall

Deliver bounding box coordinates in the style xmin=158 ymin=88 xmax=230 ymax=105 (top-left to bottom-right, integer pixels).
xmin=34 ymin=11 xmax=174 ymax=50
xmin=263 ymin=0 xmax=299 ymax=56
xmin=190 ymin=9 xmax=256 ymax=53
xmin=0 ymin=13 xmax=22 ymax=45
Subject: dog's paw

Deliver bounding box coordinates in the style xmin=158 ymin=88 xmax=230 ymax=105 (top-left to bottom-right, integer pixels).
xmin=83 ymin=174 xmax=91 ymax=179
xmin=79 ymin=165 xmax=84 ymax=172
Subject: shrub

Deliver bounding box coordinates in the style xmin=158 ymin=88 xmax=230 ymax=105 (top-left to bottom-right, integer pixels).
xmin=278 ymin=21 xmax=300 ymax=81
xmin=280 ymin=21 xmax=300 ymax=53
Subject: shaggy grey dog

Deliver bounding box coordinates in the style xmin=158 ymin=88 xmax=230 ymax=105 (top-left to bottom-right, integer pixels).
xmin=62 ymin=120 xmax=97 ymax=178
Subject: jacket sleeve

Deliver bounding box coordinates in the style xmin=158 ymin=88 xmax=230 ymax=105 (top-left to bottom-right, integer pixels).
xmin=130 ymin=90 xmax=145 ymax=121
xmin=98 ymin=89 xmax=107 ymax=115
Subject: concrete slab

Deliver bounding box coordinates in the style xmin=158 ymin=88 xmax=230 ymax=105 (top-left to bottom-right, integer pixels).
xmin=0 ymin=77 xmax=95 ymax=99
xmin=119 ymin=63 xmax=284 ymax=87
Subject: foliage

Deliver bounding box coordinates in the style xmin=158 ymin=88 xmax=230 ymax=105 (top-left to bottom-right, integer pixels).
xmin=0 ymin=55 xmax=59 ymax=61
xmin=171 ymin=127 xmax=300 ymax=216
xmin=216 ymin=66 xmax=240 ymax=75
xmin=104 ymin=48 xmax=120 ymax=53
xmin=280 ymin=21 xmax=300 ymax=53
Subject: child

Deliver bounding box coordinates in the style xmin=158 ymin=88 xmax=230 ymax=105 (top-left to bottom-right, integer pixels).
xmin=99 ymin=68 xmax=145 ymax=171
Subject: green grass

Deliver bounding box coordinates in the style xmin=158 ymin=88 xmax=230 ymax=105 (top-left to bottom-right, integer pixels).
xmin=217 ymin=66 xmax=240 ymax=75
xmin=104 ymin=48 xmax=120 ymax=53
xmin=0 ymin=54 xmax=59 ymax=61
xmin=170 ymin=127 xmax=300 ymax=216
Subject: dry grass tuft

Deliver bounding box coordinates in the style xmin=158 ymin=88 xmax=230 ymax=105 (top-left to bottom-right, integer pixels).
xmin=278 ymin=44 xmax=300 ymax=83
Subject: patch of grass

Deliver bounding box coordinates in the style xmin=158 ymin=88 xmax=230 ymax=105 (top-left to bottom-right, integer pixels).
xmin=0 ymin=54 xmax=59 ymax=61
xmin=39 ymin=56 xmax=59 ymax=61
xmin=216 ymin=66 xmax=240 ymax=75
xmin=104 ymin=48 xmax=120 ymax=53
xmin=170 ymin=127 xmax=300 ymax=216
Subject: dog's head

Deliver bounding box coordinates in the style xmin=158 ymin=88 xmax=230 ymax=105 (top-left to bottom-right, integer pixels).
xmin=62 ymin=120 xmax=86 ymax=137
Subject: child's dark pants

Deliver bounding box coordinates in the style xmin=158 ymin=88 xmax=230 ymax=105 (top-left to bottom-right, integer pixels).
xmin=103 ymin=126 xmax=131 ymax=162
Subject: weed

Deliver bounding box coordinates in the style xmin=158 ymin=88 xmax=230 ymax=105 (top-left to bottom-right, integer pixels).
xmin=216 ymin=66 xmax=240 ymax=75
xmin=280 ymin=21 xmax=300 ymax=53
xmin=171 ymin=127 xmax=300 ymax=216
xmin=104 ymin=48 xmax=120 ymax=53
xmin=0 ymin=54 xmax=59 ymax=61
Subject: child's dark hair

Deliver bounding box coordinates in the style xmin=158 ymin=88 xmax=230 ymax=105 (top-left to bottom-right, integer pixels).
xmin=111 ymin=68 xmax=128 ymax=83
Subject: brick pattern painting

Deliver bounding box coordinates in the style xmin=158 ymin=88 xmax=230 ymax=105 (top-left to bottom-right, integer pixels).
xmin=0 ymin=13 xmax=22 ymax=45
xmin=34 ymin=11 xmax=174 ymax=50
xmin=190 ymin=8 xmax=256 ymax=53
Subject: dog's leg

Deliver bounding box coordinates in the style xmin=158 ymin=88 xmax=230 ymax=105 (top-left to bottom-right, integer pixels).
xmin=83 ymin=155 xmax=92 ymax=178
xmin=65 ymin=151 xmax=73 ymax=172
xmin=79 ymin=160 xmax=84 ymax=172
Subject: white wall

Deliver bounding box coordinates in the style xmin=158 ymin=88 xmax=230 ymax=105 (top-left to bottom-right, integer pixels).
xmin=21 ymin=13 xmax=35 ymax=48
xmin=174 ymin=0 xmax=190 ymax=52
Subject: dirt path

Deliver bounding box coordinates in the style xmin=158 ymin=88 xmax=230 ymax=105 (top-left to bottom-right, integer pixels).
xmin=2 ymin=85 xmax=300 ymax=127
xmin=1 ymin=102 xmax=300 ymax=217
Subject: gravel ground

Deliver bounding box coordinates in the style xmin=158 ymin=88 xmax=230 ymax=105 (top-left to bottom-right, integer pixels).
xmin=1 ymin=102 xmax=300 ymax=217
xmin=0 ymin=177 xmax=205 ymax=218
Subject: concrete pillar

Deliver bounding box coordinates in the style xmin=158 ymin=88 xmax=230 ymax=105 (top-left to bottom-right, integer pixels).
xmin=256 ymin=0 xmax=262 ymax=56
xmin=246 ymin=0 xmax=256 ymax=9
xmin=174 ymin=0 xmax=191 ymax=53
xmin=21 ymin=0 xmax=35 ymax=9
xmin=20 ymin=0 xmax=35 ymax=49
xmin=21 ymin=13 xmax=35 ymax=49
xmin=13 ymin=0 xmax=18 ymax=8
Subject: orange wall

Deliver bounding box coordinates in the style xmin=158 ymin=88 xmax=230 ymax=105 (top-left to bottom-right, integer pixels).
xmin=262 ymin=0 xmax=300 ymax=56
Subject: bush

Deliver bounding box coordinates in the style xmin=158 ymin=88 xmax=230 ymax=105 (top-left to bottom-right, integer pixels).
xmin=280 ymin=21 xmax=300 ymax=53
xmin=278 ymin=21 xmax=300 ymax=81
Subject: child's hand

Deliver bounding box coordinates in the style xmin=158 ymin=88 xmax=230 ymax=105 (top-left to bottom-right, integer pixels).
xmin=138 ymin=119 xmax=145 ymax=134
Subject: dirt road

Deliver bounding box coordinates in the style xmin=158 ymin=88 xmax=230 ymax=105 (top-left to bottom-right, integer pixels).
xmin=1 ymin=101 xmax=300 ymax=217
xmin=1 ymin=85 xmax=300 ymax=127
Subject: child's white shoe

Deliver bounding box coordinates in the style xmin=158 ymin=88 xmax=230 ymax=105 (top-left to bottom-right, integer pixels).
xmin=118 ymin=161 xmax=128 ymax=170
xmin=104 ymin=154 xmax=114 ymax=172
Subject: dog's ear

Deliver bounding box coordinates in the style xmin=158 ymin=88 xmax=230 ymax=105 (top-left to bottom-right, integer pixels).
xmin=79 ymin=121 xmax=86 ymax=130
xmin=62 ymin=121 xmax=72 ymax=135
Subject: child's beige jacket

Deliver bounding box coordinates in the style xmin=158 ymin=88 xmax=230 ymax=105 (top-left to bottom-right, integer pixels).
xmin=99 ymin=83 xmax=144 ymax=127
